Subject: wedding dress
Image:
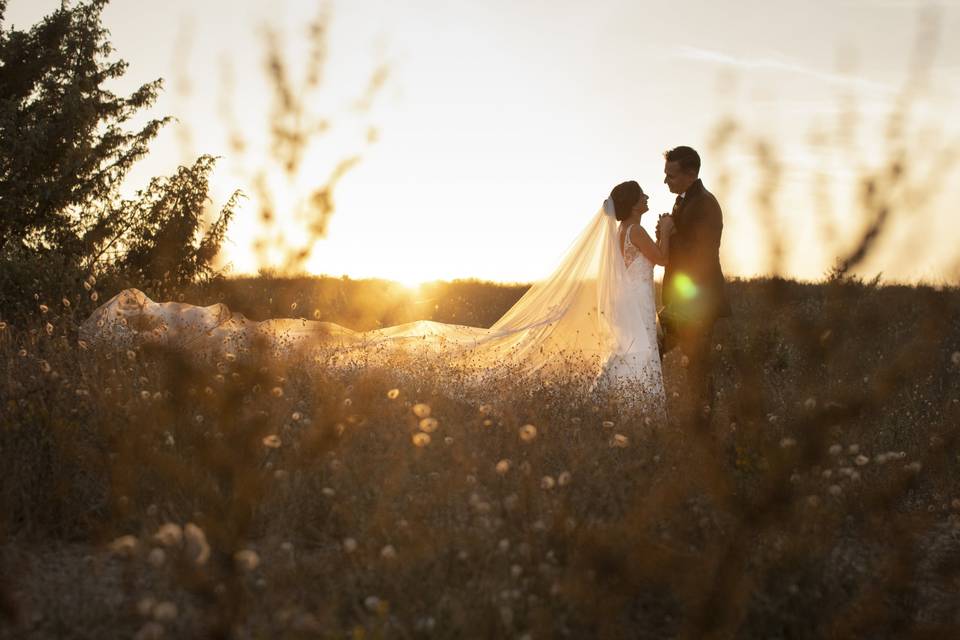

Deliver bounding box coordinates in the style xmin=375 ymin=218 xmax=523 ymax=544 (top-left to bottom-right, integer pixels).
xmin=81 ymin=199 xmax=665 ymax=411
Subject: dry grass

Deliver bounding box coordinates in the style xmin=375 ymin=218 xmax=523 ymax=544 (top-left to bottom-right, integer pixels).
xmin=1 ymin=275 xmax=959 ymax=639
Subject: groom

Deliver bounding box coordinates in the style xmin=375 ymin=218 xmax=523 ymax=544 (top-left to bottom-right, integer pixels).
xmin=657 ymin=146 xmax=731 ymax=425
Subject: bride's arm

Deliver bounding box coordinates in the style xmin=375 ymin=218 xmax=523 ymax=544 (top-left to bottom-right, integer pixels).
xmin=631 ymin=224 xmax=669 ymax=266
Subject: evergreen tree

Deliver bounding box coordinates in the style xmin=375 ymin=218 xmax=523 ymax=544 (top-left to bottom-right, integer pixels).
xmin=0 ymin=0 xmax=237 ymax=318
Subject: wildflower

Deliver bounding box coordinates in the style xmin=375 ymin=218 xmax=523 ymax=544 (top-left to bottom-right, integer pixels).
xmin=412 ymin=432 xmax=431 ymax=447
xmin=153 ymin=523 xmax=183 ymax=547
xmin=412 ymin=403 xmax=432 ymax=418
xmin=313 ymin=309 xmax=322 ymax=319
xmin=495 ymin=459 xmax=511 ymax=475
xmin=271 ymin=386 xmax=284 ymax=398
xmin=184 ymin=523 xmax=210 ymax=565
xmin=875 ymin=453 xmax=888 ymax=464
xmin=387 ymin=388 xmax=400 ymax=399
xmin=601 ymin=420 xmax=615 ymax=429
xmin=483 ymin=419 xmax=494 ymax=427
xmin=90 ymin=292 xmax=99 ymax=302
xmin=479 ymin=404 xmax=493 ymax=414
xmin=262 ymin=435 xmax=282 ymax=448
xmin=804 ymin=397 xmax=817 ymax=410
xmin=45 ymin=322 xmax=54 ymax=335
xmin=77 ymin=339 xmax=88 ymax=350
xmin=62 ymin=297 xmax=71 ymax=308
xmin=39 ymin=360 xmax=51 ymax=373
xmin=290 ymin=302 xmax=298 ymax=310
xmin=519 ymin=424 xmax=537 ymax=442
xmin=234 ymin=549 xmax=261 ymax=572
xmin=126 ymin=349 xmax=137 ymax=361
xmin=780 ymin=437 xmax=796 ymax=448
xmin=715 ymin=343 xmax=723 ymax=352
xmin=419 ymin=417 xmax=439 ymax=433
xmin=152 ymin=601 xmax=178 ymax=622
xmin=108 ymin=535 xmax=139 ymax=557
xmin=611 ymin=434 xmax=629 ymax=448
xmin=511 ymin=564 xmax=523 ymax=578
xmin=806 ymin=495 xmax=821 ymax=507
xmin=291 ymin=411 xmax=302 ymax=421
xmin=854 ymin=454 xmax=869 ymax=466
xmin=558 ymin=471 xmax=572 ymax=486
xmin=18 ymin=349 xmax=27 ymax=357
xmin=140 ymin=390 xmax=151 ymax=401
xmin=147 ymin=548 xmax=166 ymax=568
xmin=848 ymin=444 xmax=859 ymax=454
xmin=0 ymin=321 xmax=6 ymax=331
xmin=828 ymin=444 xmax=843 ymax=456
xmin=904 ymin=461 xmax=922 ymax=473
xmin=952 ymin=352 xmax=960 ymax=365
xmin=380 ymin=545 xmax=397 ymax=560
xmin=39 ymin=304 xmax=49 ymax=313
xmin=498 ymin=539 xmax=510 ymax=553
xmin=828 ymin=485 xmax=842 ymax=496
xmin=342 ymin=538 xmax=358 ymax=553
xmin=274 ymin=469 xmax=289 ymax=481
xmin=680 ymin=354 xmax=690 ymax=368
xmin=541 ymin=476 xmax=556 ymax=490
xmin=321 ymin=487 xmax=335 ymax=497
xmin=444 ymin=436 xmax=454 ymax=445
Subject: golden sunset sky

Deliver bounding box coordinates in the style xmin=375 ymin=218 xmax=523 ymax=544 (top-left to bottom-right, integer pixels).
xmin=8 ymin=0 xmax=960 ymax=285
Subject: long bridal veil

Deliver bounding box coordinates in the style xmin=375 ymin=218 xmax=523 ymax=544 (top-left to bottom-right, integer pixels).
xmin=81 ymin=199 xmax=664 ymax=406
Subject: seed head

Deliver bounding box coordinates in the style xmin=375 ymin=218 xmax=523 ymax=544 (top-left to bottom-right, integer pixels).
xmin=412 ymin=432 xmax=431 ymax=447
xmin=262 ymin=435 xmax=282 ymax=448
xmin=234 ymin=549 xmax=261 ymax=572
xmin=412 ymin=403 xmax=432 ymax=418
xmin=419 ymin=417 xmax=439 ymax=433
xmin=519 ymin=424 xmax=537 ymax=442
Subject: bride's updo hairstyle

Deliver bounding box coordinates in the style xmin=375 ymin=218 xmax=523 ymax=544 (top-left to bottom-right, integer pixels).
xmin=610 ymin=180 xmax=643 ymax=221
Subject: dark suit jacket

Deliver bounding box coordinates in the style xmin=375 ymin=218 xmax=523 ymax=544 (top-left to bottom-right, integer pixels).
xmin=662 ymin=179 xmax=731 ymax=323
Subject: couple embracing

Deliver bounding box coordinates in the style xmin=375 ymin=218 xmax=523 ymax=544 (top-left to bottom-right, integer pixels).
xmin=82 ymin=147 xmax=730 ymax=423
xmin=606 ymin=145 xmax=731 ymax=423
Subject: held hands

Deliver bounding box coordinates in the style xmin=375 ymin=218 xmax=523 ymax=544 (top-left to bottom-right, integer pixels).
xmin=656 ymin=214 xmax=675 ymax=241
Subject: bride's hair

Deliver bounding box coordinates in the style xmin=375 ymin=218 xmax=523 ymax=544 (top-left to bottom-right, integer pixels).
xmin=610 ymin=181 xmax=643 ymax=221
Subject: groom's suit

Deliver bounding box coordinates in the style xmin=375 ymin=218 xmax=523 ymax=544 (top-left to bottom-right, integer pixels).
xmin=660 ymin=178 xmax=730 ymax=423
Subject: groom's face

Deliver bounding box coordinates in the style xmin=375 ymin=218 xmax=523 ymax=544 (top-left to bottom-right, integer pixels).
xmin=664 ymin=161 xmax=697 ymax=195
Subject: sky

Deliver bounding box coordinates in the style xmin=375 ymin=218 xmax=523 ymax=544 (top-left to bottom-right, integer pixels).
xmin=6 ymin=0 xmax=960 ymax=285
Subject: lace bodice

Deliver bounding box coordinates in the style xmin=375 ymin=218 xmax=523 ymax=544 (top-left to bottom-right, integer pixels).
xmin=622 ymin=224 xmax=654 ymax=283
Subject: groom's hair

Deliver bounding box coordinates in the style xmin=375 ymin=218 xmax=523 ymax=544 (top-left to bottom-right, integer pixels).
xmin=664 ymin=146 xmax=701 ymax=175
xmin=610 ymin=181 xmax=643 ymax=221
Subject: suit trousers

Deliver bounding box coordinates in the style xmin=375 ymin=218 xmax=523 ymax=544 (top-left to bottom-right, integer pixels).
xmin=658 ymin=307 xmax=717 ymax=425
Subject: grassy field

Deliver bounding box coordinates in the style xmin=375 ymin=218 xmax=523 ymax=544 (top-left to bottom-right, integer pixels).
xmin=2 ymin=275 xmax=960 ymax=639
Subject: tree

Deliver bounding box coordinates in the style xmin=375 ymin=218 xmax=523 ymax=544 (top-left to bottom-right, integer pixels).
xmin=0 ymin=0 xmax=236 ymax=318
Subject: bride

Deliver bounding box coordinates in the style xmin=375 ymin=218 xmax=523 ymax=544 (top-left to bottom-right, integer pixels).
xmin=81 ymin=182 xmax=672 ymax=411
